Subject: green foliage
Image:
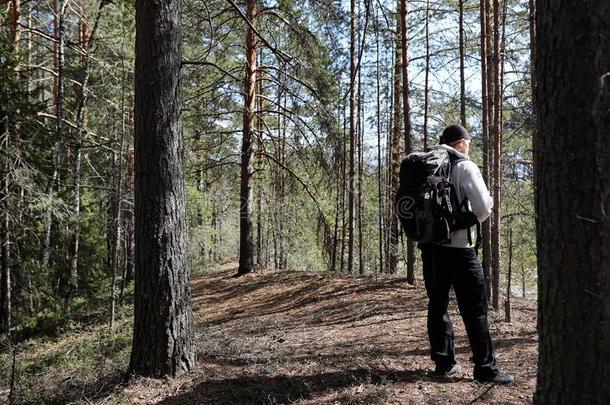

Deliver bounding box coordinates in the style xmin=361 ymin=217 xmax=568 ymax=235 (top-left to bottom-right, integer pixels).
xmin=13 ymin=308 xmax=71 ymax=341
xmin=1 ymin=316 xmax=132 ymax=403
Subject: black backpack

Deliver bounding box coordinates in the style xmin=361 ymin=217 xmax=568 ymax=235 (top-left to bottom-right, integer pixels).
xmin=394 ymin=147 xmax=480 ymax=247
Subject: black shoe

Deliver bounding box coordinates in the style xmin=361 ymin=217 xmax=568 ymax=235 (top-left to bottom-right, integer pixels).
xmin=475 ymin=372 xmax=514 ymax=384
xmin=430 ymin=363 xmax=461 ymax=378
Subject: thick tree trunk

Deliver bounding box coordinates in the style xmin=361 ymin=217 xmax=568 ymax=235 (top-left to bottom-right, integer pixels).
xmin=238 ymin=0 xmax=257 ymax=276
xmin=129 ymin=0 xmax=195 ymax=378
xmin=534 ymin=1 xmax=610 ymax=402
xmin=485 ymin=0 xmax=498 ymax=308
xmin=400 ymin=0 xmax=415 ymax=283
xmin=481 ymin=0 xmax=494 ymax=300
xmin=479 ymin=0 xmax=492 ymax=299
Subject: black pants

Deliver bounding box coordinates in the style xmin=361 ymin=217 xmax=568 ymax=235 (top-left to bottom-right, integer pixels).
xmin=420 ymin=243 xmax=498 ymax=379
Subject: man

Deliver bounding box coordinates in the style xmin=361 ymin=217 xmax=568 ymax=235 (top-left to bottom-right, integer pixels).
xmin=420 ymin=124 xmax=514 ymax=384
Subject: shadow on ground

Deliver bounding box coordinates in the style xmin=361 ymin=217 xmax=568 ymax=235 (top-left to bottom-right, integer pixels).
xmin=158 ymin=264 xmax=538 ymax=404
xmin=192 ymin=266 xmax=424 ymax=330
xmin=158 ymin=367 xmax=464 ymax=404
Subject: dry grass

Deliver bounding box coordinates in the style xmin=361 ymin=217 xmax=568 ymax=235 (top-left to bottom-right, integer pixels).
xmin=1 ymin=262 xmax=537 ymax=404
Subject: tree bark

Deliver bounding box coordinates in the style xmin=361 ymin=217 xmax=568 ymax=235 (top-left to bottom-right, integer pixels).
xmin=340 ymin=103 xmax=347 ymax=273
xmin=8 ymin=0 xmax=20 ymax=52
xmin=459 ymin=0 xmax=466 ymax=126
xmin=375 ymin=6 xmax=384 ymax=275
xmin=238 ymin=0 xmax=257 ymax=276
xmin=255 ymin=52 xmax=264 ymax=268
xmin=400 ymin=0 xmax=415 ymax=283
xmin=534 ymin=1 xmax=610 ymax=402
xmin=273 ymin=77 xmax=285 ymax=270
xmin=423 ymin=0 xmax=430 ymax=151
xmin=399 ymin=0 xmax=410 ymax=155
xmin=504 ymin=221 xmax=512 ymax=322
xmin=357 ymin=3 xmax=364 ymax=275
xmin=331 ymin=152 xmax=340 ymax=273
xmin=528 ymin=0 xmax=538 ymax=201
xmin=387 ymin=12 xmax=402 ymax=275
xmin=129 ymin=0 xmax=195 ymax=378
xmin=385 ymin=86 xmax=392 ymax=274
xmin=479 ymin=0 xmax=492 ymax=299
xmin=491 ymin=0 xmax=502 ymax=310
xmin=279 ymin=85 xmax=287 ymax=271
xmin=347 ymin=0 xmax=356 ymax=275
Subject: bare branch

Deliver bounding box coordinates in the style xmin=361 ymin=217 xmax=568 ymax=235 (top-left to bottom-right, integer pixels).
xmin=225 ymin=0 xmax=293 ymax=63
xmin=182 ymin=60 xmax=241 ymax=82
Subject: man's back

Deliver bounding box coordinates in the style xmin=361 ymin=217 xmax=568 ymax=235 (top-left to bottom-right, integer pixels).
xmin=433 ymin=144 xmax=493 ymax=248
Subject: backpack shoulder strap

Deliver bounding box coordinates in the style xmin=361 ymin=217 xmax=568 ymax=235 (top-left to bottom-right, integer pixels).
xmin=450 ymin=156 xmax=466 ymax=168
xmin=446 ymin=156 xmax=466 ymax=181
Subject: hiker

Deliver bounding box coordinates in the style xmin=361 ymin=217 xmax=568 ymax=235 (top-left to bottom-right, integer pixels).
xmin=419 ymin=125 xmax=514 ymax=384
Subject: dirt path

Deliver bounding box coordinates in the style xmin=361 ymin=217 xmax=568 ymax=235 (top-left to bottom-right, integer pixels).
xmin=126 ymin=263 xmax=537 ymax=404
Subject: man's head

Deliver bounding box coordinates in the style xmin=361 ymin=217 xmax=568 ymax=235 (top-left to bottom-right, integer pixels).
xmin=439 ymin=125 xmax=471 ymax=155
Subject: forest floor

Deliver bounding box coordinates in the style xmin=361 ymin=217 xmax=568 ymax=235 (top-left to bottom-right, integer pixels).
xmin=2 ymin=262 xmax=538 ymax=404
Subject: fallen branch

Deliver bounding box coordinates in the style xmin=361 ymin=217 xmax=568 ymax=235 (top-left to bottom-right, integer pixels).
xmin=469 ymin=384 xmax=495 ymax=404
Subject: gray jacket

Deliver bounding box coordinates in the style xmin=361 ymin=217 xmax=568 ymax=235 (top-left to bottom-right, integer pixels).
xmin=433 ymin=144 xmax=493 ymax=248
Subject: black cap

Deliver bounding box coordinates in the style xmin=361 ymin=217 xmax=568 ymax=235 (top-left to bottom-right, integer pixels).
xmin=439 ymin=125 xmax=471 ymax=145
